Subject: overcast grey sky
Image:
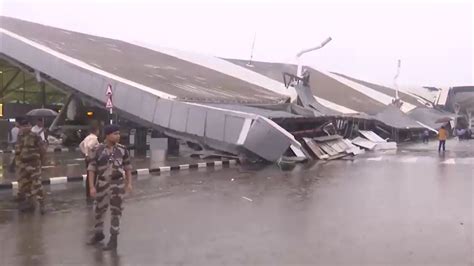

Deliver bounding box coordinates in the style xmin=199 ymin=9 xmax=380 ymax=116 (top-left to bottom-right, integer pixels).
xmin=1 ymin=0 xmax=473 ymax=87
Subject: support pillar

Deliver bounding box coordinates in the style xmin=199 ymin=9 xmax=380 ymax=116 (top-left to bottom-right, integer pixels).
xmin=49 ymin=93 xmax=73 ymax=132
xmin=149 ymin=131 xmax=180 ymax=168
xmin=134 ymin=127 xmax=148 ymax=157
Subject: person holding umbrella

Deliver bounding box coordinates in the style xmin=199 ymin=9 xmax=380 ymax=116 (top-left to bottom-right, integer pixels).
xmin=31 ymin=118 xmax=46 ymax=142
xmin=26 ymin=108 xmax=58 ymax=143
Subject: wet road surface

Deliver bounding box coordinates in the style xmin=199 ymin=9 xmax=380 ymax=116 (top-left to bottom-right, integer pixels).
xmin=0 ymin=140 xmax=473 ymax=265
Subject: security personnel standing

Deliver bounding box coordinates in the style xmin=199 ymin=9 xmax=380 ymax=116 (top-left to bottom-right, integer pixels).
xmin=87 ymin=124 xmax=133 ymax=250
xmin=15 ymin=118 xmax=46 ymax=213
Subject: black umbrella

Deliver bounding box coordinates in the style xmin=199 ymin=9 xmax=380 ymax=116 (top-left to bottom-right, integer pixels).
xmin=26 ymin=108 xmax=59 ymax=117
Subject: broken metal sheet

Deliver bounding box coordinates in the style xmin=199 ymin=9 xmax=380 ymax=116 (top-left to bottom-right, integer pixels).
xmin=243 ymin=116 xmax=299 ymax=162
xmin=352 ymin=137 xmax=377 ymax=150
xmin=312 ymin=135 xmax=343 ymax=142
xmin=359 ymin=130 xmax=386 ymax=143
xmin=374 ymin=105 xmax=425 ymax=129
xmin=328 ymin=139 xmax=361 ymax=157
xmin=302 ymin=137 xmax=358 ymax=160
xmin=342 ymin=139 xmax=365 ymax=155
xmin=318 ymin=142 xmax=340 ymax=156
xmin=225 ymin=59 xmax=387 ymax=115
xmin=334 ymin=139 xmax=352 ymax=151
xmin=416 ymin=121 xmax=438 ymax=133
xmin=207 ymin=103 xmax=303 ymax=119
xmin=408 ymin=107 xmax=456 ymax=130
xmin=327 ymin=140 xmax=345 ymax=153
xmin=302 ymin=138 xmax=329 ymax=160
xmin=290 ymin=144 xmax=306 ymax=158
xmin=333 ymin=73 xmax=424 ymax=108
xmin=327 ymin=153 xmax=349 ymax=160
xmin=293 ymin=82 xmax=341 ymax=115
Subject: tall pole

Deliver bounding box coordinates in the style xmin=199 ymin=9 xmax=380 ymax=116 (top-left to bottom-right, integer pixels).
xmin=109 ymin=107 xmax=113 ymax=125
xmin=296 ymin=37 xmax=332 ymax=77
xmin=393 ymin=59 xmax=401 ymax=100
xmin=106 ymin=84 xmax=113 ymax=125
xmin=247 ymin=32 xmax=257 ymax=67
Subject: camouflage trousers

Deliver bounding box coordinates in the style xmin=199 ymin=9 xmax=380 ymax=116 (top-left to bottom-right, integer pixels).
xmin=17 ymin=163 xmax=44 ymax=203
xmin=94 ymin=177 xmax=125 ymax=236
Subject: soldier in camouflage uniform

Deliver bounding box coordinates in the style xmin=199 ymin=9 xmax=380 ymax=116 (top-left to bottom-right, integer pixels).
xmin=87 ymin=125 xmax=133 ymax=251
xmin=15 ymin=119 xmax=46 ymax=213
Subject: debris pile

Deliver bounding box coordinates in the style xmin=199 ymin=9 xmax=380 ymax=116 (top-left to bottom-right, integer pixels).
xmin=302 ymin=135 xmax=364 ymax=160
xmin=352 ymin=130 xmax=397 ymax=151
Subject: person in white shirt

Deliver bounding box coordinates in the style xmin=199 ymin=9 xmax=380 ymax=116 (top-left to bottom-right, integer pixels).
xmin=9 ymin=119 xmax=21 ymax=148
xmin=8 ymin=118 xmax=21 ymax=172
xmin=80 ymin=126 xmax=100 ymax=202
xmin=31 ymin=119 xmax=46 ymax=142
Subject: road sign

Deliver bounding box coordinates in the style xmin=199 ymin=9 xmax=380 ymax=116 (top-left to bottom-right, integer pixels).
xmin=106 ymin=97 xmax=113 ymax=109
xmin=106 ymin=84 xmax=113 ymax=96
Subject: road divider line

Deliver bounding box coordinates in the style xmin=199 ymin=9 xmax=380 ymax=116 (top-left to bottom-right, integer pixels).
xmin=136 ymin=168 xmax=150 ymax=175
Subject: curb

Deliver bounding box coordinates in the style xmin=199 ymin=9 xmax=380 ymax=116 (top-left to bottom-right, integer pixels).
xmin=0 ymin=159 xmax=239 ymax=190
xmin=0 ymin=147 xmax=79 ymax=154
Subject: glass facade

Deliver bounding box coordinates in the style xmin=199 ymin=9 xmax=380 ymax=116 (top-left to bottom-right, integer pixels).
xmin=0 ymin=59 xmax=66 ymax=110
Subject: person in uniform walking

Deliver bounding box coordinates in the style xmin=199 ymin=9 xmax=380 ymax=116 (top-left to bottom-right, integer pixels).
xmin=79 ymin=125 xmax=100 ymax=203
xmin=15 ymin=118 xmax=46 ymax=213
xmin=87 ymin=124 xmax=133 ymax=250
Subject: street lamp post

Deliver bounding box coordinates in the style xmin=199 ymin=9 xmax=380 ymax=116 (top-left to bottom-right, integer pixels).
xmin=296 ymin=37 xmax=332 ymax=77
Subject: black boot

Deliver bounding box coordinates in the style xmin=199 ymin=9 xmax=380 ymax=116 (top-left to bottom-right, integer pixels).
xmin=103 ymin=234 xmax=118 ymax=251
xmin=87 ymin=232 xmax=105 ymax=245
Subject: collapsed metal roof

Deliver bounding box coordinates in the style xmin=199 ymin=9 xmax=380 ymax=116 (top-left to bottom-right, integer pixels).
xmin=226 ymin=59 xmax=407 ymax=115
xmin=332 ymin=72 xmax=425 ymax=108
xmin=1 ymin=16 xmax=459 ymax=162
xmin=0 ymin=16 xmax=303 ymax=162
xmin=0 ymin=16 xmax=288 ymax=105
xmin=375 ymin=105 xmax=425 ymax=130
xmin=407 ymin=107 xmax=455 ymax=130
